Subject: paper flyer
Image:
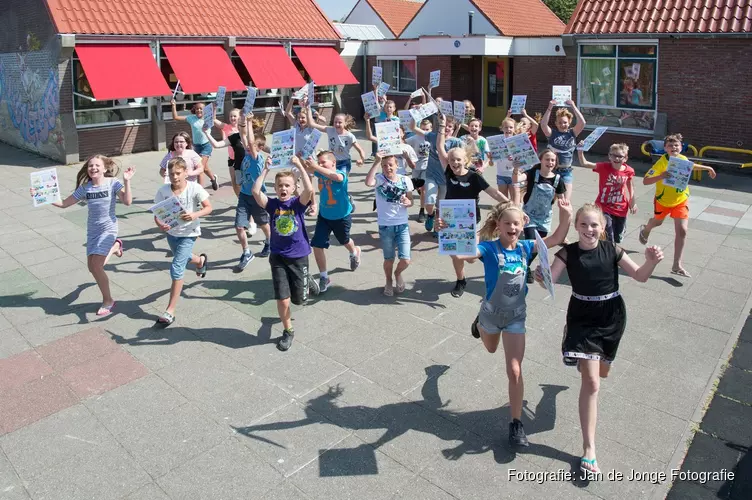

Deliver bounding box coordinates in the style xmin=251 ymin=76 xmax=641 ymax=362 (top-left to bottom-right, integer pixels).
xmin=149 ymin=196 xmax=186 ymax=229
xmin=243 ymin=87 xmax=257 ymax=115
xmin=552 ymin=85 xmax=572 ymax=106
xmin=602 ymin=66 xmax=611 ymax=77
xmin=438 ymin=199 xmax=477 ymax=256
xmin=408 ymin=102 xmax=438 ymax=123
xmin=632 ymin=63 xmax=641 ymax=79
xmin=278 ymin=100 xmax=285 ymax=115
xmin=535 ymin=230 xmax=555 ymax=299
xmin=486 ymin=134 xmax=510 ymax=162
xmin=375 ymin=121 xmax=402 ymax=156
xmin=452 ymin=101 xmax=466 ymax=124
xmin=306 ymin=81 xmax=315 ymax=106
xmin=510 ymin=95 xmax=527 ymax=114
xmin=270 ymin=128 xmax=296 ymax=169
xmin=410 ymin=88 xmax=424 ymax=99
xmin=578 ymin=126 xmax=609 ymax=151
xmin=30 ymin=168 xmax=61 ymax=207
xmin=377 ymin=82 xmax=391 ymax=98
xmin=429 ymin=70 xmax=441 ymax=89
xmin=202 ymin=103 xmax=214 ymax=130
xmin=505 ymin=133 xmax=539 ymax=171
xmin=438 ymin=100 xmax=453 ymax=117
xmin=361 ymin=91 xmax=380 ymax=117
xmin=663 ymin=157 xmax=694 ymax=191
xmin=372 ymin=66 xmax=382 ymax=86
xmin=299 ymin=128 xmax=323 ymax=160
xmin=215 ymin=86 xmax=226 ymax=115
xmin=398 ymin=110 xmax=412 ymax=128
xmin=292 ymin=85 xmax=306 ymax=100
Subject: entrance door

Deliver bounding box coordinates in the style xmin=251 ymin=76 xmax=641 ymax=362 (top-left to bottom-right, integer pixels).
xmin=483 ymin=57 xmax=508 ymax=128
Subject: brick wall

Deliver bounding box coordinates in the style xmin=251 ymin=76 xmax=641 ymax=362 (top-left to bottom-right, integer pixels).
xmin=78 ymin=125 xmax=154 ymax=158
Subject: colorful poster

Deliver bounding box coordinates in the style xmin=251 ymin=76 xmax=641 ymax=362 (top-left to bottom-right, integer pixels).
xmin=149 ymin=196 xmax=186 ymax=229
xmin=439 ymin=100 xmax=453 ymax=117
xmin=215 ymin=86 xmax=226 ymax=115
xmin=377 ymin=82 xmax=391 ymax=98
xmin=292 ymin=85 xmax=306 ymax=100
xmin=408 ymin=102 xmax=438 ymax=123
xmin=578 ymin=126 xmax=609 ymax=151
xmin=372 ymin=66 xmax=382 ymax=86
xmin=361 ymin=91 xmax=380 ymax=117
xmin=398 ymin=110 xmax=412 ymax=128
xmin=438 ymin=199 xmax=477 ymax=256
xmin=510 ymin=95 xmax=527 ymax=114
xmin=486 ymin=134 xmax=510 ymax=162
xmin=270 ymin=128 xmax=296 ymax=169
xmin=535 ymin=230 xmax=555 ymax=299
xmin=505 ymin=133 xmax=539 ymax=171
xmin=30 ymin=168 xmax=61 ymax=207
xmin=552 ymin=85 xmax=572 ymax=106
xmin=429 ymin=70 xmax=441 ymax=89
xmin=375 ymin=121 xmax=402 ymax=156
xmin=663 ymin=157 xmax=694 ymax=191
xmin=452 ymin=100 xmax=466 ymax=124
xmin=299 ymin=128 xmax=323 ymax=161
xmin=243 ymin=87 xmax=257 ymax=115
xmin=202 ymin=103 xmax=214 ymax=130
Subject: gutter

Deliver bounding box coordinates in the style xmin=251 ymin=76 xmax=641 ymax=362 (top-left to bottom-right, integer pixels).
xmin=67 ymin=33 xmax=342 ymax=45
xmin=563 ymin=32 xmax=752 ymax=41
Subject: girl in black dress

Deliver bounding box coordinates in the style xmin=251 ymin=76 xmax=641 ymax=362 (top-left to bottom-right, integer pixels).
xmin=537 ymin=203 xmax=663 ymax=476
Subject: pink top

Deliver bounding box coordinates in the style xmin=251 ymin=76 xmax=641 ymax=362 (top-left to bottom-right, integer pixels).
xmin=159 ymin=150 xmax=202 ymax=182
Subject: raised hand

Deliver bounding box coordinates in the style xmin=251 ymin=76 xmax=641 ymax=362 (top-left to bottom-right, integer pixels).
xmin=645 ymin=245 xmax=664 ymax=263
xmin=123 ymin=166 xmax=136 ymax=180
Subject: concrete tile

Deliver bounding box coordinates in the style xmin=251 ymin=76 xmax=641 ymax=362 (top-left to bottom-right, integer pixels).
xmin=0 ymin=375 xmax=79 ymax=436
xmin=306 ymin=327 xmax=391 ymax=368
xmin=261 ymin=481 xmax=311 ymax=500
xmin=0 ymin=450 xmax=30 ymax=500
xmin=157 ymin=438 xmax=283 ymax=500
xmin=114 ymin=326 xmax=219 ymax=372
xmin=0 ymin=327 xmax=31 ymax=360
xmin=60 ymin=349 xmax=149 ymax=398
xmin=14 ymin=312 xmax=100 ymax=347
xmin=354 ymin=347 xmax=437 ymax=396
xmin=688 ymin=218 xmax=734 ymax=235
xmin=257 ymin=344 xmax=348 ymax=398
xmin=0 ymin=350 xmax=52 ymax=393
xmin=25 ymin=254 xmax=88 ymax=280
xmin=35 ymin=327 xmax=119 ymax=372
xmin=688 ymin=196 xmax=714 ymax=218
xmin=123 ymin=482 xmax=171 ymax=500
xmin=694 ymin=267 xmax=752 ymax=294
xmin=683 ymin=282 xmax=749 ymax=314
xmin=11 ymin=246 xmax=70 ymax=268
xmin=711 ymin=199 xmax=750 ymax=212
xmin=392 ymin=476 xmax=457 ymax=500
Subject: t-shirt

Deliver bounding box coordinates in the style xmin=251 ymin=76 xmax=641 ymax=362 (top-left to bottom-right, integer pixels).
xmin=239 ymin=151 xmax=266 ymax=196
xmin=406 ymin=134 xmax=430 ymax=172
xmin=594 ymin=162 xmax=635 ymax=217
xmin=446 ymin=167 xmax=490 ymax=202
xmin=222 ymin=124 xmax=237 ymax=160
xmin=185 ymin=115 xmax=209 ymax=145
xmin=396 ymin=143 xmax=418 ymax=176
xmin=294 ymin=124 xmax=314 ymax=156
xmin=522 ymin=166 xmax=567 ymax=205
xmin=73 ymin=179 xmax=123 ymax=231
xmin=464 ymin=135 xmax=490 ymax=163
xmin=154 ymin=182 xmax=210 ymax=238
xmin=316 ymin=170 xmax=352 ymax=220
xmin=478 ymin=239 xmax=535 ymax=301
xmin=326 ymin=128 xmax=357 ymax=161
xmin=528 ymin=131 xmax=538 ymax=152
xmin=426 ymin=131 xmax=463 ymax=184
xmin=376 ymin=112 xmax=400 ymax=124
xmin=555 ymin=240 xmax=624 ymax=296
xmin=645 ymin=154 xmax=689 ymax=208
xmin=265 ymin=196 xmax=311 ymax=259
xmin=374 ymin=173 xmax=414 ymax=226
xmin=623 ymin=88 xmax=643 ymax=106
xmin=548 ymin=128 xmax=577 ymax=167
xmin=159 ymin=150 xmax=202 ymax=182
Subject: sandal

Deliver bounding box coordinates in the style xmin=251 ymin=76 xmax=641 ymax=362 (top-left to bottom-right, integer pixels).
xmin=383 ymin=284 xmax=394 ymax=297
xmin=395 ymin=275 xmax=405 ymax=293
xmin=196 ymin=253 xmax=208 ymax=277
xmin=96 ymin=302 xmax=116 ymax=317
xmin=671 ymin=267 xmax=691 ymax=278
xmin=157 ymin=311 xmax=175 ymax=325
xmin=580 ymin=457 xmax=601 ymax=476
xmin=638 ymin=225 xmax=648 ymax=245
xmin=115 ymin=239 xmax=124 ymax=258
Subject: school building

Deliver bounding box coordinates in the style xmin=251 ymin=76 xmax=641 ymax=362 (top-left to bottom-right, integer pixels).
xmin=0 ymin=0 xmax=358 ymax=163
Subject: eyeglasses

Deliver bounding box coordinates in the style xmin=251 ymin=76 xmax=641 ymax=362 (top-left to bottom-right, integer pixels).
xmin=609 ymin=154 xmax=625 ymax=159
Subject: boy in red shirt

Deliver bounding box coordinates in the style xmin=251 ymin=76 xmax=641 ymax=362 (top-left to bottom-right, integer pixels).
xmin=577 ymin=142 xmax=637 ymax=242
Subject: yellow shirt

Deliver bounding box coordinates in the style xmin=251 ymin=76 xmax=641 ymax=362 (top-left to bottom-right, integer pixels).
xmin=645 ymin=154 xmax=690 ymax=208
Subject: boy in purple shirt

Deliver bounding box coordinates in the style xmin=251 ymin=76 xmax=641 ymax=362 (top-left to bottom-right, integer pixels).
xmin=252 ymin=156 xmax=316 ymax=351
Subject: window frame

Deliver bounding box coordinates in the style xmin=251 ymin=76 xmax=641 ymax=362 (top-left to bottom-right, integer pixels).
xmin=377 ymin=57 xmax=418 ymax=94
xmin=577 ymin=40 xmax=659 ymax=134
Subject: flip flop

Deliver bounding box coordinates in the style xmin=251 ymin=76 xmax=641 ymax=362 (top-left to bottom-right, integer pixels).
xmin=157 ymin=311 xmax=175 ymax=325
xmin=580 ymin=457 xmax=601 ymax=476
xmin=395 ymin=276 xmax=405 ymax=293
xmin=671 ymin=267 xmax=691 ymax=278
xmin=115 ymin=239 xmax=124 ymax=257
xmin=638 ymin=225 xmax=648 ymax=245
xmin=96 ymin=302 xmax=116 ymax=316
xmin=196 ymin=253 xmax=208 ymax=278
xmin=383 ymin=284 xmax=394 ymax=297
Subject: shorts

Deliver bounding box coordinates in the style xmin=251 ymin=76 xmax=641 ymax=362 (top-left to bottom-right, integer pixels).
xmin=311 ymin=214 xmax=352 ymax=249
xmin=654 ymin=199 xmax=689 ymax=220
xmin=336 ymin=159 xmax=352 ymax=174
xmin=165 ymin=235 xmax=197 ymax=281
xmin=496 ymin=175 xmax=520 ymax=187
xmin=227 ymin=158 xmax=234 ymax=168
xmin=554 ymin=167 xmax=573 ymax=184
xmin=379 ymin=224 xmax=411 ymax=261
xmin=235 ymin=193 xmax=270 ymax=228
xmin=411 ymin=178 xmax=426 ymax=190
xmin=425 ymin=179 xmax=447 ymax=205
xmin=193 ymin=142 xmax=212 ymax=157
xmin=270 ymin=253 xmax=309 ymax=305
xmin=604 ymin=213 xmax=627 ymax=243
xmin=477 ymin=302 xmax=526 ymax=335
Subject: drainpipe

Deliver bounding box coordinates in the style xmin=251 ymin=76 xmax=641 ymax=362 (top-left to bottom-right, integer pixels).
xmin=362 ymin=41 xmax=368 ymax=96
xmin=469 ymin=11 xmax=474 ymax=35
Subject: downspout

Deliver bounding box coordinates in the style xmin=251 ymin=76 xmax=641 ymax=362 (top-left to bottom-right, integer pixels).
xmin=362 ymin=40 xmax=368 ymax=96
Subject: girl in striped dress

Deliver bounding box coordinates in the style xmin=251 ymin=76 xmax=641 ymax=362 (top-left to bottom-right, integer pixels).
xmin=53 ymin=155 xmax=134 ymax=316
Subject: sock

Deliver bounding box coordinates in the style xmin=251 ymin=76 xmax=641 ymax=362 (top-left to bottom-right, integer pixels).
xmin=320 ymin=271 xmax=328 ymax=279
xmin=283 ymin=328 xmax=295 ymax=335
xmin=242 ymin=247 xmax=250 ymax=255
xmin=264 ymin=238 xmax=270 ymax=245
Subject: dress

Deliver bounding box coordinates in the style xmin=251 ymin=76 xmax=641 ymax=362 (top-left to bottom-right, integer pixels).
xmin=556 ymin=240 xmax=627 ymax=364
xmin=73 ymin=179 xmax=124 ymax=256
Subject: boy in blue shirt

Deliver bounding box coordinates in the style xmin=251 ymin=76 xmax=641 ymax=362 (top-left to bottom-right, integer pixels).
xmin=308 ymin=151 xmax=362 ymax=292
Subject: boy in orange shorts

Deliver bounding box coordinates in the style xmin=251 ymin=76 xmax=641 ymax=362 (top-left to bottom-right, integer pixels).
xmin=638 ymin=134 xmax=716 ymax=277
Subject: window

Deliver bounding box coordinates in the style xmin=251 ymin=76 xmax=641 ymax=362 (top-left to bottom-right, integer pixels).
xmin=72 ymin=58 xmax=151 ymax=128
xmin=578 ymin=43 xmax=657 ymax=133
xmin=378 ymin=59 xmax=417 ymax=93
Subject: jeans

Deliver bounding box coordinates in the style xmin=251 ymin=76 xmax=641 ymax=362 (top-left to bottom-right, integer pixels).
xmin=379 ymin=223 xmax=411 ymax=260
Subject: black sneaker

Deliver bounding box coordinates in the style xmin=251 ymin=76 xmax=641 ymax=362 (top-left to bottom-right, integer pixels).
xmin=416 ymin=209 xmax=426 ymax=223
xmin=471 ymin=316 xmax=480 ymax=338
xmin=210 ymin=176 xmax=219 ymax=191
xmin=509 ymin=419 xmax=530 ymax=447
xmin=277 ymin=330 xmax=294 ymax=351
xmin=451 ymin=279 xmax=467 ymax=298
xmin=258 ymin=242 xmax=270 ymax=258
xmin=526 ymin=271 xmax=534 ymax=284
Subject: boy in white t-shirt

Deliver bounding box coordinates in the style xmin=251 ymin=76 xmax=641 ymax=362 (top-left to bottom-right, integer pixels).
xmin=153 ymin=158 xmax=212 ymax=326
xmin=406 ymin=118 xmax=433 ymax=222
xmin=365 ymin=154 xmax=414 ymax=296
xmin=364 ymin=114 xmax=418 ymax=210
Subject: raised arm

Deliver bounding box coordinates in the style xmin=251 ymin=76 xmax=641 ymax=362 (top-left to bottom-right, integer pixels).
xmin=364 ymin=114 xmax=377 ymax=143
xmin=538 ymin=198 xmax=572 ymax=249
xmin=245 ymin=114 xmax=259 ymax=159
xmin=540 ymin=100 xmax=555 ymax=137
xmin=437 ymin=115 xmax=449 ymax=166
xmin=203 ymin=129 xmax=227 ymax=149
xmin=297 ymin=157 xmax=314 ymax=206
xmin=522 ymin=109 xmax=539 ymax=134
xmin=252 ymin=164 xmax=270 ymax=208
xmin=284 ymin=97 xmax=296 ymax=126
xmin=118 ymin=167 xmax=134 ymax=206
xmin=618 ymin=246 xmax=663 ymax=282
xmin=306 ymin=105 xmax=328 ymax=132
xmin=576 ymin=142 xmax=597 ymax=169
xmin=409 ymin=118 xmax=426 ymax=138
xmin=568 ymin=100 xmax=587 ymax=136
xmin=692 ymin=163 xmax=717 ymax=178
xmin=170 ymin=99 xmax=187 ymax=122
xmin=365 ymin=155 xmax=382 ymax=187
xmin=308 ymin=162 xmax=344 ymax=182
xmin=483 ymin=186 xmax=510 ymax=204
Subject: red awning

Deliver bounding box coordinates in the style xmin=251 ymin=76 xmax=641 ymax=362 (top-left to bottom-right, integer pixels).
xmin=75 ymin=45 xmax=171 ymax=100
xmin=292 ymin=46 xmax=358 ymax=86
xmin=234 ymin=45 xmax=305 ymax=90
xmin=162 ymin=45 xmax=245 ymax=94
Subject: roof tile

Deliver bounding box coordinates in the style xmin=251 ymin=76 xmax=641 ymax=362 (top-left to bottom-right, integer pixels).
xmin=364 ymin=0 xmax=422 ymax=37
xmin=566 ymin=0 xmax=752 ymax=34
xmin=44 ymin=0 xmax=341 ymax=40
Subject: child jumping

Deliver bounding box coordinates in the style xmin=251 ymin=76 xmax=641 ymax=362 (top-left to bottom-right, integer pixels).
xmin=308 ymin=108 xmax=365 ymax=174
xmin=541 ymin=99 xmax=587 ymax=200
xmin=365 ymin=154 xmax=414 ymax=296
xmin=540 ymin=203 xmax=662 ymax=475
xmin=638 ymin=134 xmax=716 ymax=277
xmin=252 ymin=157 xmax=316 ymax=352
xmin=577 ymin=141 xmax=637 ymax=243
xmin=440 ymin=199 xmax=572 ymax=447
xmin=170 ymin=99 xmax=218 ymax=190
xmin=52 ymin=155 xmax=133 ymax=316
xmin=153 ymin=158 xmax=212 ymax=325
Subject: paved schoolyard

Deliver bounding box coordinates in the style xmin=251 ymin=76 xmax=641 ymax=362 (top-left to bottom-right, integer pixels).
xmin=1 ymin=137 xmax=752 ymax=500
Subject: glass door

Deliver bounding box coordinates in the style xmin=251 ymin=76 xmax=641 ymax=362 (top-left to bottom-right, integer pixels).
xmin=483 ymin=58 xmax=508 ymax=128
